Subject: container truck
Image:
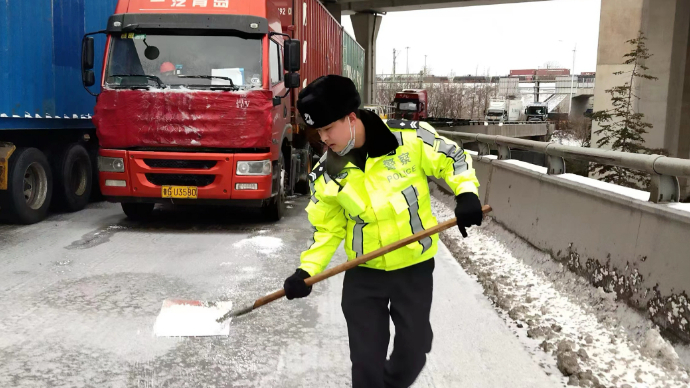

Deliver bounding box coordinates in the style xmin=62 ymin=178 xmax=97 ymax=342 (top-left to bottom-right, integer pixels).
xmin=509 ymin=69 xmax=536 ymax=81
xmin=390 ymin=89 xmax=470 ymax=126
xmin=0 ymin=0 xmax=119 ymax=224
xmin=535 ymin=68 xmax=570 ymax=78
xmin=81 ymin=0 xmax=364 ymax=221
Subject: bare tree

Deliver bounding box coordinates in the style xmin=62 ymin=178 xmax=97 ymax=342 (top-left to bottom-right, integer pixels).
xmin=542 ymin=61 xmax=562 ymax=69
xmin=375 ymin=74 xmax=498 ymax=120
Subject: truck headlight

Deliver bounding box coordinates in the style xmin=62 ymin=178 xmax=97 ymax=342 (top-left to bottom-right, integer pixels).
xmin=98 ymin=156 xmax=125 ymax=172
xmin=236 ymin=160 xmax=272 ymax=176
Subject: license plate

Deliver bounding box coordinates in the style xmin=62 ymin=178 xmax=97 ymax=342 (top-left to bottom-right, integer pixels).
xmin=162 ymin=186 xmax=198 ymax=199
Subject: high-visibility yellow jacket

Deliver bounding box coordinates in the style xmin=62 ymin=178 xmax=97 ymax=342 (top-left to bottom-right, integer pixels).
xmin=299 ymin=112 xmax=479 ymax=276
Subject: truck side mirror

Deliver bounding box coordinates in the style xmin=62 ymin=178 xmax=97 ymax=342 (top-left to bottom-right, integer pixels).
xmin=285 ymin=72 xmax=300 ymax=89
xmin=82 ymin=36 xmax=95 ymax=70
xmin=284 ymin=39 xmax=301 ymax=72
xmin=83 ymin=70 xmax=95 ymax=87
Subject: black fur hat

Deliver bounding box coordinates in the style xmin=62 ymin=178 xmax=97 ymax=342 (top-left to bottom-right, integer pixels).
xmin=297 ymin=75 xmax=361 ymax=129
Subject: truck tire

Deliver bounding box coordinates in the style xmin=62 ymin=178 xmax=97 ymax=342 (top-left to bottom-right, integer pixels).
xmin=294 ymin=146 xmax=312 ymax=195
xmin=262 ymin=153 xmax=285 ymax=221
xmin=0 ymin=147 xmax=53 ymax=224
xmin=88 ymin=145 xmax=103 ymax=201
xmin=51 ymin=144 xmax=92 ymax=212
xmin=121 ymin=203 xmax=155 ymax=221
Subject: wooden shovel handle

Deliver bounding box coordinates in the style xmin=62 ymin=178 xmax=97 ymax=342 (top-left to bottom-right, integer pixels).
xmin=251 ymin=205 xmax=492 ymax=310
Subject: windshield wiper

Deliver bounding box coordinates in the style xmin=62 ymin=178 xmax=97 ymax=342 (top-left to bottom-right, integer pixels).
xmin=110 ymin=74 xmax=165 ymax=88
xmin=177 ymin=75 xmax=236 ymax=88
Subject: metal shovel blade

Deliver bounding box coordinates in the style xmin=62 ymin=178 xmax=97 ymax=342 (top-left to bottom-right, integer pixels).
xmin=153 ymin=299 xmax=233 ymax=337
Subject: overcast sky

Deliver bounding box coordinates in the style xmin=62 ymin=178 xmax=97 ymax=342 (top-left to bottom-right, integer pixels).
xmin=341 ymin=0 xmax=601 ymax=77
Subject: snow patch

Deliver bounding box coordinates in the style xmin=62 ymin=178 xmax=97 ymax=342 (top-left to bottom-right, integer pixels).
xmin=558 ymin=173 xmax=651 ymax=202
xmin=502 ymin=159 xmax=548 ymax=174
xmin=0 ymin=113 xmax=7 ymax=118
xmin=184 ymin=126 xmax=200 ymax=134
xmin=232 ymin=236 xmax=283 ymax=256
xmin=667 ymin=202 xmax=690 ymax=214
xmin=551 ymin=131 xmax=585 ymax=147
xmin=190 ymin=140 xmax=201 ymax=146
xmin=153 ymin=300 xmax=232 ymax=337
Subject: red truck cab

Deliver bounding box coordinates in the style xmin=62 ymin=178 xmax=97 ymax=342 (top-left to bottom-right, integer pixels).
xmin=391 ymin=89 xmax=428 ymax=121
xmin=82 ymin=0 xmax=309 ymax=220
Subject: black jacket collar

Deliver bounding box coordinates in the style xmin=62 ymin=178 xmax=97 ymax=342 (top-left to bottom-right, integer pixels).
xmin=326 ymin=109 xmax=399 ymax=176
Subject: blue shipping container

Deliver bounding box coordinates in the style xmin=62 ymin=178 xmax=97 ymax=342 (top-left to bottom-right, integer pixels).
xmin=0 ymin=0 xmax=118 ymax=128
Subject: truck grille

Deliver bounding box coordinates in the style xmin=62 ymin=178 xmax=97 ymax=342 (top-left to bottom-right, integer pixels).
xmin=145 ymin=174 xmax=215 ymax=187
xmin=143 ymin=159 xmax=217 ymax=169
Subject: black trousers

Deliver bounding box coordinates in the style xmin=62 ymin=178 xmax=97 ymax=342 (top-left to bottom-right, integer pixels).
xmin=341 ymin=258 xmax=434 ymax=388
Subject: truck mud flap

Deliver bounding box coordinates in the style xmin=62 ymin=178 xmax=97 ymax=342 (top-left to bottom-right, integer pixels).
xmin=0 ymin=143 xmax=16 ymax=191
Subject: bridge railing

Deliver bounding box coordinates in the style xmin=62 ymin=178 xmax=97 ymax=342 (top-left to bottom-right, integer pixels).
xmin=464 ymin=121 xmax=548 ymax=126
xmin=437 ymin=131 xmax=690 ymax=203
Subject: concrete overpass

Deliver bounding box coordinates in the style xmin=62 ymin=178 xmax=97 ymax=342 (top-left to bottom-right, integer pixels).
xmin=325 ymin=0 xmax=545 ymax=15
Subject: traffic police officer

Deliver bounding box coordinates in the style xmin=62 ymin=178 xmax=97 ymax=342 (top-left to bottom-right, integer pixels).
xmin=283 ymin=75 xmax=483 ymax=388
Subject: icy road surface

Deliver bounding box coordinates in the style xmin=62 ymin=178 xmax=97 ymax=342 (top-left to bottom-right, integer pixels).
xmin=0 ymin=198 xmax=557 ymax=387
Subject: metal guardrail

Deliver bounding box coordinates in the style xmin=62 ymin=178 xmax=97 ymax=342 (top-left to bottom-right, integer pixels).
xmin=437 ymin=131 xmax=690 ymax=203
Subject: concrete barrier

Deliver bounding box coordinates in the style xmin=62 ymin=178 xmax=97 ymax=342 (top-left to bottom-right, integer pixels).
xmin=442 ymin=123 xmax=550 ymax=138
xmin=436 ymin=154 xmax=690 ymax=343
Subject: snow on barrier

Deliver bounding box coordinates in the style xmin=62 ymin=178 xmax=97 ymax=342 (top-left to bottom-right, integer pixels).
xmin=437 ymin=131 xmax=690 ymax=343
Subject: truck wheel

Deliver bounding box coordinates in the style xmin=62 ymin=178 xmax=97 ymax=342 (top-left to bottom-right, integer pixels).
xmin=294 ymin=146 xmax=312 ymax=195
xmin=121 ymin=203 xmax=155 ymax=221
xmin=88 ymin=145 xmax=103 ymax=201
xmin=0 ymin=148 xmax=53 ymax=224
xmin=262 ymin=153 xmax=285 ymax=221
xmin=51 ymin=144 xmax=92 ymax=212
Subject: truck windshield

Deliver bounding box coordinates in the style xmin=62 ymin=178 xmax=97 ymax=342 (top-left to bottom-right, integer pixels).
xmin=487 ymin=111 xmax=503 ymax=117
xmin=396 ymin=102 xmax=418 ymax=111
xmin=105 ymin=33 xmax=263 ymax=89
xmin=527 ymin=107 xmax=546 ymax=115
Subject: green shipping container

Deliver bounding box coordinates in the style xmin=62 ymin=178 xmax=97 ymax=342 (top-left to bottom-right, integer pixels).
xmin=342 ymin=30 xmax=365 ymax=102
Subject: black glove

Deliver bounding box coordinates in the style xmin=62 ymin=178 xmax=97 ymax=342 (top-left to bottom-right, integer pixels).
xmin=455 ymin=192 xmax=483 ymax=238
xmin=284 ymin=268 xmax=312 ymax=300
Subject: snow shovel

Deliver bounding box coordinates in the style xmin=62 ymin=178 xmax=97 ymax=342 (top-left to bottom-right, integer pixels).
xmin=153 ymin=205 xmax=491 ymax=337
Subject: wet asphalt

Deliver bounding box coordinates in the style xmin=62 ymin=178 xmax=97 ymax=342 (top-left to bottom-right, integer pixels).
xmin=0 ymin=197 xmax=558 ymax=388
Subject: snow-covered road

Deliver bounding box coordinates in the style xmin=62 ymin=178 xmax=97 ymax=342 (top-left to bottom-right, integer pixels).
xmin=1 ymin=191 xmax=687 ymax=387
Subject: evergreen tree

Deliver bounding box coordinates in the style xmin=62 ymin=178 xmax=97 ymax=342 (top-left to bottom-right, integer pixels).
xmin=590 ymin=31 xmax=659 ymax=189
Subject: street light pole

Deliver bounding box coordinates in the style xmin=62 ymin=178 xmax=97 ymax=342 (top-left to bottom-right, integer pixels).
xmin=406 ymin=46 xmax=410 ymax=75
xmin=568 ymin=43 xmax=577 ymax=117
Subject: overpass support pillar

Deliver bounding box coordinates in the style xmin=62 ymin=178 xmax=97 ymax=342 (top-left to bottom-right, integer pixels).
xmin=351 ymin=12 xmax=382 ymax=105
xmin=594 ymin=0 xmax=690 ymax=199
